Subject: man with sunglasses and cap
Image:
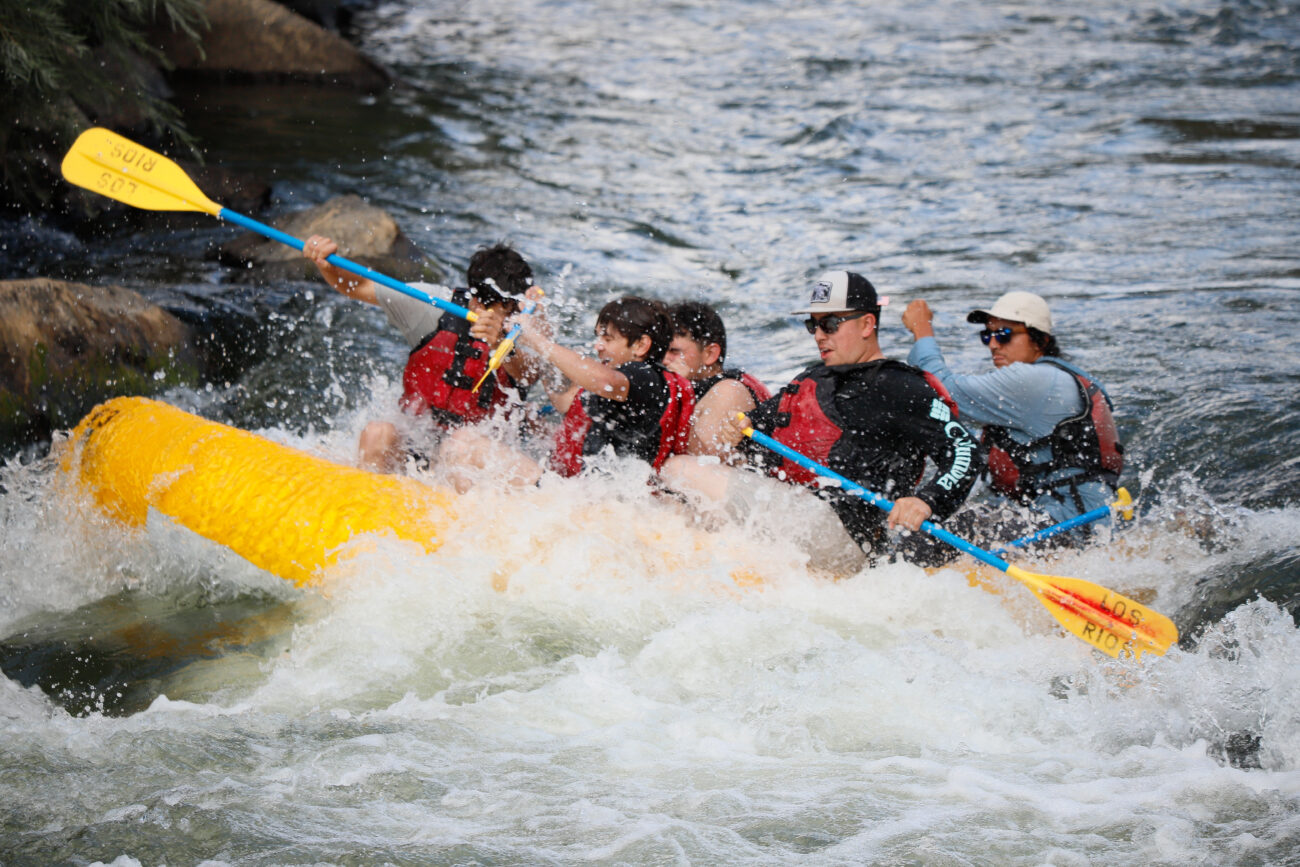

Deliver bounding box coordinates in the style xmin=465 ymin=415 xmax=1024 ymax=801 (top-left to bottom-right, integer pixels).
xmin=661 ymin=271 xmax=979 ymax=570
xmin=902 ymin=291 xmax=1123 ymax=537
xmin=303 ymin=235 xmax=541 ymax=472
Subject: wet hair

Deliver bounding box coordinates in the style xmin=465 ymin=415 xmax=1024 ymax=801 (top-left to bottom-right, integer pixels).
xmin=1027 ymin=327 xmax=1060 ymax=357
xmin=596 ymin=296 xmax=674 ymax=363
xmin=670 ymin=300 xmax=727 ymax=363
xmin=467 ymin=243 xmax=532 ymax=308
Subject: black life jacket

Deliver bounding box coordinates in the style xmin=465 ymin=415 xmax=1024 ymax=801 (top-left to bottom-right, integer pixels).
xmin=768 ymin=361 xmax=957 ymax=487
xmin=400 ymin=288 xmax=513 ymax=427
xmin=549 ymin=365 xmax=696 ymax=477
xmin=983 ymin=357 xmax=1123 ymax=505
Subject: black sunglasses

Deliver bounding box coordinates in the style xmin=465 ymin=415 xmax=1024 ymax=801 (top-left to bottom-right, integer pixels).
xmin=979 ymin=326 xmax=1024 ymax=346
xmin=804 ymin=310 xmax=871 ymax=335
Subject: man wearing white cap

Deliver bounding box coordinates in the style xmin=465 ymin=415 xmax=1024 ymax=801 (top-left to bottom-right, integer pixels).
xmin=902 ymin=291 xmax=1124 ymax=534
xmin=661 ymin=270 xmax=980 ymax=569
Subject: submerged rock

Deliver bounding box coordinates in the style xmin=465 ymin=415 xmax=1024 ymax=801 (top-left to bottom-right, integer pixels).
xmin=216 ymin=193 xmax=442 ymax=284
xmin=0 ymin=279 xmax=199 ymax=450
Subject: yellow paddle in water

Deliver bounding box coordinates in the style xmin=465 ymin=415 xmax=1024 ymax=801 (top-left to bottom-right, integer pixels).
xmin=59 ymin=127 xmax=475 ymax=322
xmin=471 ymin=294 xmax=541 ymax=393
xmin=739 ymin=416 xmax=1179 ymax=659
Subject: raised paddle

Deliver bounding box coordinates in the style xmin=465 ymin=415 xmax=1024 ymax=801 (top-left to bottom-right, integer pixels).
xmin=472 ymin=293 xmax=541 ymax=393
xmin=737 ymin=416 xmax=1178 ymax=658
xmin=59 ymin=127 xmax=475 ymax=322
xmin=992 ymin=487 xmax=1134 ymax=555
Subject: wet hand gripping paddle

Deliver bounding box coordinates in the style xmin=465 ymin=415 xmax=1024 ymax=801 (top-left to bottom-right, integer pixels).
xmin=60 ymin=128 xmax=475 ymax=322
xmin=472 ymin=295 xmax=541 ymax=393
xmin=739 ymin=417 xmax=1178 ymax=659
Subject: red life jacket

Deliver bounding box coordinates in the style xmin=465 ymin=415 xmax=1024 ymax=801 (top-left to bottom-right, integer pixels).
xmin=399 ymin=289 xmax=514 ymax=427
xmin=769 ymin=362 xmax=957 ymax=486
xmin=550 ymin=365 xmax=696 ymax=477
xmin=983 ymin=358 xmax=1123 ymax=502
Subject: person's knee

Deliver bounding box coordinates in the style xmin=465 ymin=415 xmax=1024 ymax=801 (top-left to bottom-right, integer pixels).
xmin=359 ymin=420 xmax=396 ymax=445
xmin=357 ymin=421 xmax=400 ymax=471
xmin=659 ymin=455 xmax=731 ymax=503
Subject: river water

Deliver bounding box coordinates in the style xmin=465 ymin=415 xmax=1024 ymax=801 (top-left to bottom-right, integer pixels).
xmin=3 ymin=0 xmax=1300 ymax=863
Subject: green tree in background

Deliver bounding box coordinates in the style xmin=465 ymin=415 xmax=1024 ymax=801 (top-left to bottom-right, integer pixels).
xmin=0 ymin=0 xmax=207 ymax=214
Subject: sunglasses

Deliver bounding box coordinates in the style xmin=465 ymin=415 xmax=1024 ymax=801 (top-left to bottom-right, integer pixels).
xmin=804 ymin=310 xmax=871 ymax=335
xmin=979 ymin=327 xmax=1024 ymax=346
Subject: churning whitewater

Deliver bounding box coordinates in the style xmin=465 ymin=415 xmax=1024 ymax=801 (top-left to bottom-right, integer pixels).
xmin=4 ymin=0 xmax=1300 ymax=863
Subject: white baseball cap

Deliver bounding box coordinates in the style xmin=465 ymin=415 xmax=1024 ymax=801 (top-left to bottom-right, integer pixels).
xmin=967 ymin=291 xmax=1053 ymax=334
xmin=791 ymin=270 xmax=891 ymax=315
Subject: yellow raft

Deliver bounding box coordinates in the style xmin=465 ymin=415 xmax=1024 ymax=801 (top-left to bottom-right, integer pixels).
xmin=63 ymin=397 xmax=457 ymax=587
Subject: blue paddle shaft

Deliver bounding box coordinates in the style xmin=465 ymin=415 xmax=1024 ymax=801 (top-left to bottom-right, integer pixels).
xmin=746 ymin=427 xmax=1013 ymax=574
xmin=217 ymin=208 xmax=473 ymax=321
xmin=993 ymin=503 xmax=1112 ymax=555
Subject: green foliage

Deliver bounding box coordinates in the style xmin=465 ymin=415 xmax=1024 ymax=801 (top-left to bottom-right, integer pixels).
xmin=0 ymin=0 xmax=207 ymax=213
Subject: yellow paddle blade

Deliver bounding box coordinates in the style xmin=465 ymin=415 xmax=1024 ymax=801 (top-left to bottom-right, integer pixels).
xmin=472 ymin=294 xmax=540 ymax=392
xmin=1007 ymin=565 xmax=1179 ymax=659
xmin=1115 ymin=486 xmax=1135 ymax=520
xmin=61 ymin=127 xmax=221 ymax=215
xmin=472 ymin=338 xmax=515 ymax=393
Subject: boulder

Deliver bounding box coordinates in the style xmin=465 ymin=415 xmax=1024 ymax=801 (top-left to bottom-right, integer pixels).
xmin=276 ymin=0 xmax=375 ymax=33
xmin=153 ymin=0 xmax=391 ymax=90
xmin=0 ymin=280 xmax=199 ymax=447
xmin=216 ymin=194 xmax=442 ymax=284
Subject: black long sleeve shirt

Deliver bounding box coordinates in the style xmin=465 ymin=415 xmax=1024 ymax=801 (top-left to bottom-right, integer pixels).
xmin=745 ymin=359 xmax=979 ymax=550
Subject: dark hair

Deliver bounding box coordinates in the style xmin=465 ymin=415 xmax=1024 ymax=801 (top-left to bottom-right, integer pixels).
xmin=670 ymin=301 xmax=727 ymax=362
xmin=596 ymin=296 xmax=674 ymax=363
xmin=1028 ymin=328 xmax=1060 ymax=357
xmin=467 ymin=243 xmax=532 ymax=307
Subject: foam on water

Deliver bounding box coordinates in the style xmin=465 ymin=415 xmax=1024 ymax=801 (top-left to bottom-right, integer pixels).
xmin=4 ymin=0 xmax=1300 ymax=858
xmin=4 ymin=427 xmax=1299 ymax=862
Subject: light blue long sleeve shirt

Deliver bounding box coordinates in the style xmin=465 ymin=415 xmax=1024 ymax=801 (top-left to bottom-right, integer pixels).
xmin=907 ymin=336 xmax=1114 ymax=521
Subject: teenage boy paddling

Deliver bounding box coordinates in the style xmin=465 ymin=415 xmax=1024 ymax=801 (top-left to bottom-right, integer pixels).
xmin=664 ymin=301 xmax=772 ymax=458
xmin=662 ymin=271 xmax=979 ymax=568
xmin=303 ymin=234 xmax=539 ymax=472
xmin=439 ymin=296 xmax=694 ymax=491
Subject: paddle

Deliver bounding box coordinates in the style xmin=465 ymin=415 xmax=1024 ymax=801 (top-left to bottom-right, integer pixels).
xmin=993 ymin=487 xmax=1134 ymax=555
xmin=59 ymin=127 xmax=475 ymax=322
xmin=472 ymin=294 xmax=541 ymax=393
xmin=737 ymin=416 xmax=1178 ymax=658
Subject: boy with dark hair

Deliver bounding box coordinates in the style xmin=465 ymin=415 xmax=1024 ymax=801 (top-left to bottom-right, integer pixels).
xmin=666 ymin=301 xmax=771 ymax=458
xmin=303 ymin=235 xmax=541 ymax=472
xmin=438 ymin=295 xmax=694 ymax=490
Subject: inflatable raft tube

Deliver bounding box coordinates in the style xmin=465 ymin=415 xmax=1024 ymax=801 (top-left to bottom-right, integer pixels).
xmin=63 ymin=397 xmax=457 ymax=587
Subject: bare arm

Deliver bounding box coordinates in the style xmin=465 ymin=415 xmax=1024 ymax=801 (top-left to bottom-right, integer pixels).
xmin=516 ymin=315 xmax=631 ymax=401
xmin=302 ymin=235 xmax=378 ymax=306
xmin=686 ymin=379 xmax=755 ymax=459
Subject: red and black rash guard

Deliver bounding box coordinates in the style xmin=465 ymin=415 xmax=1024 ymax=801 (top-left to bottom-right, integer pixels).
xmin=550 ymin=360 xmax=693 ymax=476
xmin=744 ymin=359 xmax=979 ymax=551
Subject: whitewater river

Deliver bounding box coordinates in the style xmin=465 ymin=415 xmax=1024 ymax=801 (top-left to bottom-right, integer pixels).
xmin=3 ymin=0 xmax=1300 ymax=863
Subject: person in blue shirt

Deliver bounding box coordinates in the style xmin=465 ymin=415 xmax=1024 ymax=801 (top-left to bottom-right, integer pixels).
xmin=902 ymin=291 xmax=1124 ymax=542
